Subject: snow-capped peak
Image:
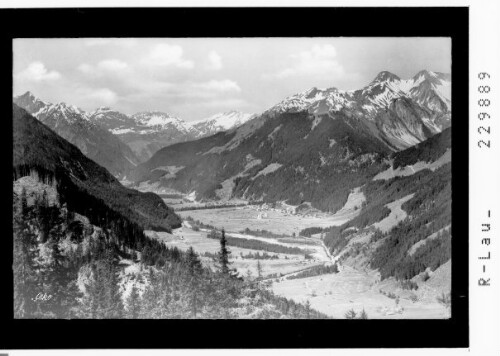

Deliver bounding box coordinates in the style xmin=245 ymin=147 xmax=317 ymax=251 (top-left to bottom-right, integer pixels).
xmin=265 ymin=70 xmax=451 ymax=119
xmin=131 ymin=111 xmax=188 ymax=131
xmin=36 ymin=102 xmax=90 ymax=121
xmin=93 ymin=106 xmax=112 ymax=113
xmin=186 ymin=110 xmax=254 ymax=137
xmin=413 ymin=69 xmax=439 ymax=81
xmin=188 ymin=111 xmax=253 ymax=130
xmin=371 ymin=71 xmax=401 ymax=84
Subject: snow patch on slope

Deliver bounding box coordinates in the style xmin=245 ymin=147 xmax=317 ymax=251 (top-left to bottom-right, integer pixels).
xmin=373 ymin=149 xmax=451 ymax=181
xmin=252 ymin=163 xmax=283 ymax=179
xmin=372 ymin=194 xmax=415 ymax=233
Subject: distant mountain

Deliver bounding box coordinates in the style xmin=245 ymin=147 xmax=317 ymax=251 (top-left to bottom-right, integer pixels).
xmin=89 ymin=108 xmax=254 ymax=162
xmin=130 ymin=70 xmax=451 ymax=212
xmin=187 ymin=111 xmax=255 ymax=138
xmin=267 ymin=70 xmax=451 ymax=150
xmin=13 ymin=103 xmax=181 ymax=232
xmin=14 ymin=92 xmax=139 ymax=179
xmin=88 ymin=108 xmax=193 ymax=162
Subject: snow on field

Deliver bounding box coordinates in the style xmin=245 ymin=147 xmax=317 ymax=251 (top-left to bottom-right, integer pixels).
xmin=151 ymin=165 xmax=185 ymax=174
xmin=373 ymin=149 xmax=451 ymax=180
xmin=134 ymin=180 xmax=183 ymax=195
xmin=331 ymin=187 xmax=366 ymax=219
xmin=179 ymin=187 xmax=365 ymax=237
xmin=268 ymin=124 xmax=282 ymax=140
xmin=408 ymin=224 xmax=451 ymax=256
xmin=145 ymin=227 xmax=318 ymax=278
xmin=310 ymin=115 xmax=323 ymax=131
xmin=422 ymin=260 xmax=451 ymax=297
xmin=272 ymin=265 xmax=449 ymax=319
xmin=372 ymin=194 xmax=415 ymax=233
xmin=110 ymin=128 xmax=134 ymax=135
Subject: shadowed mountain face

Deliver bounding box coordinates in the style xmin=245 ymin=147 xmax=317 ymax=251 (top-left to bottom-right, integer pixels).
xmin=14 ymin=92 xmax=139 ymax=179
xmin=13 ymin=104 xmax=181 ymax=232
xmin=130 ymin=70 xmax=451 ymax=212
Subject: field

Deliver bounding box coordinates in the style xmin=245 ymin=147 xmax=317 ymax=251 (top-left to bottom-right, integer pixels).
xmin=145 ymin=225 xmax=325 ymax=279
xmin=272 ymin=265 xmax=449 ymax=319
xmin=176 ymin=187 xmax=366 ymax=236
xmin=141 ymin=183 xmax=450 ymax=319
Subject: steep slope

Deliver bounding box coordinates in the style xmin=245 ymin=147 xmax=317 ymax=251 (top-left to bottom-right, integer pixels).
xmin=131 ymin=70 xmax=451 ymax=212
xmin=13 ymin=104 xmax=181 ymax=232
xmin=14 ymin=93 xmax=139 ymax=179
xmin=132 ymin=109 xmax=390 ymax=213
xmin=317 ymin=130 xmax=451 ymax=282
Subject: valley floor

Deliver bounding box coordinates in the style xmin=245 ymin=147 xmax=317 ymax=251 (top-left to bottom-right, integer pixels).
xmin=146 ymin=212 xmax=450 ymax=319
xmin=272 ymin=264 xmax=449 ymax=319
xmin=175 ymin=187 xmax=366 ymax=236
xmin=135 ymin=182 xmax=450 ymax=319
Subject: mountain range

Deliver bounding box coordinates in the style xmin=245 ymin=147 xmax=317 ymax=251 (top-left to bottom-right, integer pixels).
xmin=14 ymin=92 xmax=139 ymax=179
xmin=130 ymin=70 xmax=451 ymax=212
xmin=88 ymin=108 xmax=254 ymax=162
xmin=14 ymin=92 xmax=255 ymax=166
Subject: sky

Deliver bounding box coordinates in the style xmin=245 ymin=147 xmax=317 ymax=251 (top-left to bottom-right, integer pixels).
xmin=13 ymin=38 xmax=451 ymax=121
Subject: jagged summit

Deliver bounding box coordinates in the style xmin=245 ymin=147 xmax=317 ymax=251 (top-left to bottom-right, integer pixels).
xmin=371 ymin=71 xmax=401 ymax=83
xmin=14 ymin=91 xmax=49 ymax=115
xmin=13 ymin=92 xmax=139 ymax=178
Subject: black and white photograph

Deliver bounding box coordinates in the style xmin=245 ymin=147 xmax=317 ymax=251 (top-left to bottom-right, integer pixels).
xmin=12 ymin=36 xmax=453 ymax=320
xmin=2 ymin=4 xmax=485 ymax=352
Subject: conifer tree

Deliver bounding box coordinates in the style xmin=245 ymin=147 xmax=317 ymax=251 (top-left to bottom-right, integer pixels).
xmin=101 ymin=249 xmax=124 ymax=318
xmin=186 ymin=246 xmax=202 ymax=276
xmin=126 ymin=282 xmax=141 ymax=319
xmin=256 ymin=260 xmax=263 ymax=280
xmin=344 ymin=309 xmax=357 ymax=319
xmin=217 ymin=228 xmax=231 ymax=275
xmin=305 ymin=299 xmax=311 ymax=319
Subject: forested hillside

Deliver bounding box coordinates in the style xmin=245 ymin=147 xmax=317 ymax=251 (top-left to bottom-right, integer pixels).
xmin=13 ymin=104 xmax=181 ymax=232
xmin=13 ymin=189 xmax=328 ymax=319
xmin=132 ymin=110 xmax=389 ymax=212
xmin=316 ymin=130 xmax=452 ymax=281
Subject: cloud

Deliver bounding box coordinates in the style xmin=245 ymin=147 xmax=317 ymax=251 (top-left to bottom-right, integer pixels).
xmin=77 ymin=60 xmax=129 ymax=79
xmin=81 ymin=87 xmax=118 ymax=106
xmin=206 ymin=51 xmax=223 ymax=70
xmin=16 ymin=62 xmax=61 ymax=82
xmin=143 ymin=44 xmax=194 ymax=69
xmin=84 ymin=38 xmax=137 ymax=48
xmin=77 ymin=63 xmax=93 ymax=74
xmin=192 ymin=79 xmax=241 ymax=92
xmin=97 ymin=59 xmax=128 ymax=72
xmin=197 ymin=98 xmax=247 ymax=109
xmin=273 ymin=44 xmax=344 ymax=79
